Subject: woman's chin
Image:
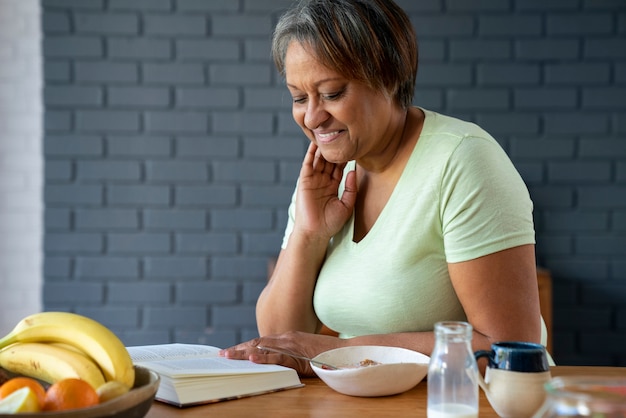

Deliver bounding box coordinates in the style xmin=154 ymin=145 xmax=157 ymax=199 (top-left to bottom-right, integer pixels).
xmin=319 ymin=150 xmax=350 ymax=164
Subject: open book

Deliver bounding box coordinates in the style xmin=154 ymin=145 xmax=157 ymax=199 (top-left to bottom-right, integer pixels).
xmin=126 ymin=343 xmax=303 ymax=407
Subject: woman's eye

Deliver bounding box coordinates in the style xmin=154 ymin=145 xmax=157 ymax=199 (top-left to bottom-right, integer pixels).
xmin=323 ymin=91 xmax=342 ymax=100
xmin=291 ymin=90 xmax=343 ymax=104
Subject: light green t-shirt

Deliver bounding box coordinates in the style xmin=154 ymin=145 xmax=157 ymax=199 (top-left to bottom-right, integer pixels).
xmin=282 ymin=109 xmax=535 ymax=338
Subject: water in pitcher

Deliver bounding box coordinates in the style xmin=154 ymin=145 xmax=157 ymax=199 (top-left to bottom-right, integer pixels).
xmin=427 ymin=403 xmax=478 ymax=418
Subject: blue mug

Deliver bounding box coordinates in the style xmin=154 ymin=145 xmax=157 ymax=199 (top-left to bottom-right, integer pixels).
xmin=474 ymin=341 xmax=549 ymax=373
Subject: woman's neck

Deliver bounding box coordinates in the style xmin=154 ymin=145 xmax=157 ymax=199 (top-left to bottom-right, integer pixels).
xmin=356 ymin=107 xmax=423 ymax=177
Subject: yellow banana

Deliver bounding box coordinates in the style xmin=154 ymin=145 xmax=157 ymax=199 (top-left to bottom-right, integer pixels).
xmin=0 ymin=342 xmax=106 ymax=390
xmin=0 ymin=312 xmax=135 ymax=388
xmin=49 ymin=342 xmax=87 ymax=354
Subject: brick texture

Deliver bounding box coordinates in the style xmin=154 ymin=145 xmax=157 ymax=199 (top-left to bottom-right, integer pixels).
xmin=41 ymin=0 xmax=626 ymax=363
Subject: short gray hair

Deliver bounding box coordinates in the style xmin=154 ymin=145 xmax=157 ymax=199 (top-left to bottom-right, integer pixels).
xmin=272 ymin=0 xmax=418 ymax=109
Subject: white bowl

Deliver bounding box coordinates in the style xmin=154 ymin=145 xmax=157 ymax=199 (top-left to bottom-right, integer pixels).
xmin=310 ymin=345 xmax=430 ymax=397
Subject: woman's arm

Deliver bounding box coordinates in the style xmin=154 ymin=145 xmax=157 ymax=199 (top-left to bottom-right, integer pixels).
xmin=256 ymin=143 xmax=358 ymax=335
xmin=448 ymin=244 xmax=541 ymax=347
xmin=225 ymin=244 xmax=541 ymax=375
xmin=256 ymin=245 xmax=326 ymax=335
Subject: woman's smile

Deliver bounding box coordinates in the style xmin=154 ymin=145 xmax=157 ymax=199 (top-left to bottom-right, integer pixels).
xmin=314 ymin=129 xmax=344 ymax=144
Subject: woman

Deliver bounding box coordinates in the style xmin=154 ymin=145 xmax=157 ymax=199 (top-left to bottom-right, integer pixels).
xmin=220 ymin=0 xmax=544 ymax=376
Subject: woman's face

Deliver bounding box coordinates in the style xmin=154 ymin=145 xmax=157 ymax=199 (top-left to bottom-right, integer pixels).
xmin=284 ymin=41 xmax=398 ymax=164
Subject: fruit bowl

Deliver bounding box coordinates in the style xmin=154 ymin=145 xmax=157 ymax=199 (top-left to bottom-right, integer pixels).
xmin=0 ymin=366 xmax=159 ymax=418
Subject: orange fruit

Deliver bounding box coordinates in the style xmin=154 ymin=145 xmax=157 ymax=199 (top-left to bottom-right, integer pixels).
xmin=43 ymin=378 xmax=99 ymax=411
xmin=0 ymin=376 xmax=46 ymax=409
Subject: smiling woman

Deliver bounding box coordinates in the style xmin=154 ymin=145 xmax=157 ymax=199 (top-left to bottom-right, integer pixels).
xmin=220 ymin=0 xmax=544 ymax=377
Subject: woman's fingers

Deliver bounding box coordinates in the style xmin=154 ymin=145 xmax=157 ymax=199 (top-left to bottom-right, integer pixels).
xmin=311 ymin=144 xmax=328 ymax=172
xmin=220 ymin=336 xmax=315 ymax=375
xmin=302 ymin=142 xmax=317 ymax=172
xmin=303 ymin=142 xmax=338 ymax=176
xmin=218 ymin=338 xmax=260 ymax=359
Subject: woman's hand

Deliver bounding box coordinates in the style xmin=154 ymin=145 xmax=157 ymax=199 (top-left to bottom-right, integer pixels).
xmin=255 ymin=143 xmax=356 ymax=336
xmin=294 ymin=142 xmax=357 ymax=241
xmin=219 ymin=331 xmax=345 ymax=376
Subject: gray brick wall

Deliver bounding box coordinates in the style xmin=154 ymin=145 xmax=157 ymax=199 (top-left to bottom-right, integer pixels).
xmin=42 ymin=0 xmax=626 ymax=365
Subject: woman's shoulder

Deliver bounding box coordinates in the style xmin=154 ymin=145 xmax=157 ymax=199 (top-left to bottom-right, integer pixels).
xmin=418 ymin=107 xmax=495 ymax=143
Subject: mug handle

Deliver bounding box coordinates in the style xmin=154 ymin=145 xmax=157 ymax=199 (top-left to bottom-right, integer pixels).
xmin=474 ymin=350 xmax=494 ymax=368
xmin=473 ymin=350 xmax=493 ymax=393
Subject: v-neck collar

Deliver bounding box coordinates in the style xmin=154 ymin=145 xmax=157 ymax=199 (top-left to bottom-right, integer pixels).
xmin=348 ymin=107 xmax=431 ymax=245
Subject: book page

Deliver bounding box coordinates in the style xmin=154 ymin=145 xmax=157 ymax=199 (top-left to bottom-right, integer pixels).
xmin=139 ymin=356 xmax=292 ymax=377
xmin=127 ymin=343 xmax=221 ymax=362
xmin=127 ymin=344 xmax=302 ymax=405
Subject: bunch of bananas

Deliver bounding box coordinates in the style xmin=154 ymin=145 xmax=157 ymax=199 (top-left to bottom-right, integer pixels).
xmin=0 ymin=312 xmax=135 ymax=391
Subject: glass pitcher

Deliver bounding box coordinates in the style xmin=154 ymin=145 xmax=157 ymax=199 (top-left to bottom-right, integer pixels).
xmin=532 ymin=376 xmax=626 ymax=417
xmin=427 ymin=321 xmax=479 ymax=418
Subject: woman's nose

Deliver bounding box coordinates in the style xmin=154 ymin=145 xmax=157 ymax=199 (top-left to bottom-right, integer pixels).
xmin=303 ymin=100 xmax=328 ymax=130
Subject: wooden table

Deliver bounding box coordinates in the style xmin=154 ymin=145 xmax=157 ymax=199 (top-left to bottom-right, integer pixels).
xmin=146 ymin=366 xmax=626 ymax=417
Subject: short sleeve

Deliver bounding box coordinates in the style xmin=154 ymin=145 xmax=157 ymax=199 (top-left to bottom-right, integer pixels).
xmin=440 ymin=136 xmax=535 ymax=263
